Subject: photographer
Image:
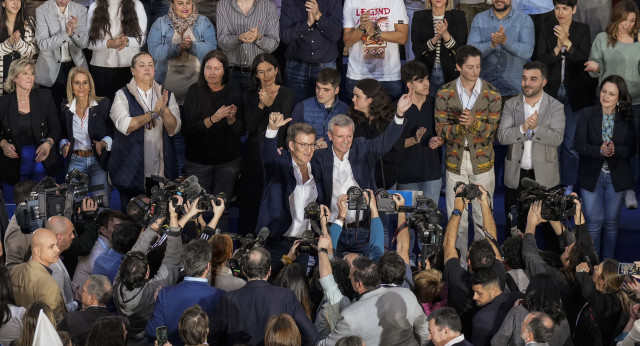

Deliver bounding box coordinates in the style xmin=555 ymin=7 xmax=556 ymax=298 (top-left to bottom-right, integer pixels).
xmin=442 ymin=183 xmax=504 ymax=335
xmin=113 ymin=196 xmax=187 ymax=340
xmin=329 ymin=190 xmax=384 ymax=261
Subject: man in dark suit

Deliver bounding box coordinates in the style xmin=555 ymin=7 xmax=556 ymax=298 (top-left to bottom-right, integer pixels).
xmin=426 ymin=307 xmax=473 ymax=346
xmin=145 ymin=238 xmax=224 ymax=346
xmin=58 ymin=274 xmax=113 ymax=346
xmin=470 ymin=267 xmax=524 ymax=346
xmin=535 ymin=0 xmax=595 ymax=190
xmin=211 ymin=247 xmax=317 ymax=346
xmin=256 ymin=113 xmax=319 ymax=268
xmin=311 ymin=94 xmax=411 ymax=257
xmin=521 ymin=311 xmax=555 ymax=346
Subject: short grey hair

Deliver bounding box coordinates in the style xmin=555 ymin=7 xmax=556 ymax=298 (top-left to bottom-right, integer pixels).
xmin=86 ymin=275 xmax=112 ymax=305
xmin=182 ymin=239 xmax=212 ymax=277
xmin=327 ymin=114 xmax=355 ymax=134
xmin=4 ymin=59 xmax=35 ymax=93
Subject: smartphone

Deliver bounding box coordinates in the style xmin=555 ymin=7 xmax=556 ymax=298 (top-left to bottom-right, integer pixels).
xmin=618 ymin=262 xmax=640 ymax=275
xmin=156 ymin=326 xmax=168 ymax=345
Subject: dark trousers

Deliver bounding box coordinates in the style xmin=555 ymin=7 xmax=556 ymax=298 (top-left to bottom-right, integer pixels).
xmin=118 ymin=177 xmax=159 ymax=213
xmin=39 ymin=61 xmax=75 ymax=113
xmin=505 ymin=169 xmax=561 ymax=253
xmin=89 ymin=65 xmax=132 ymax=102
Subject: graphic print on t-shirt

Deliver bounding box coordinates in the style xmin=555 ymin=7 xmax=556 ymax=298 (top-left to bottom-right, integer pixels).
xmin=356 ymin=8 xmax=390 ymax=60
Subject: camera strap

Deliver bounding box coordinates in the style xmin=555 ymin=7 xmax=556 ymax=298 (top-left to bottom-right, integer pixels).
xmin=475 ymin=222 xmax=504 ymax=259
xmin=309 ymin=219 xmax=323 ymax=236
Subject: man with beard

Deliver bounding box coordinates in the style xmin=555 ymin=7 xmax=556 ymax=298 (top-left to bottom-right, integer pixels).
xmin=467 ymin=0 xmax=535 ymax=100
xmin=497 ymin=61 xmax=564 ymax=233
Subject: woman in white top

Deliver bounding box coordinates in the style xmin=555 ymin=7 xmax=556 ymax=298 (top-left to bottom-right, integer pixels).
xmin=87 ymin=0 xmax=146 ymax=101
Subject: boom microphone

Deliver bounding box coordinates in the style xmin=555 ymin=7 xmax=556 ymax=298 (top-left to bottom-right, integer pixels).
xmin=256 ymin=227 xmax=270 ymax=243
xmin=520 ymin=177 xmax=544 ymax=189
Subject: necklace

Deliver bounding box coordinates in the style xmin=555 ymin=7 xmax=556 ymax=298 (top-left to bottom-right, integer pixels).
xmin=18 ymin=98 xmax=27 ymax=104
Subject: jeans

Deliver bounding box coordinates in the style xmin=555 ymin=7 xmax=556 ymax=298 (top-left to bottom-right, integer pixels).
xmin=139 ymin=0 xmax=169 ymax=32
xmin=183 ymin=158 xmax=241 ymax=233
xmin=2 ymin=145 xmax=47 ymax=204
xmin=68 ymin=154 xmax=111 ymax=207
xmin=345 ymin=78 xmax=404 ymax=103
xmin=335 ymin=227 xmax=370 ymax=259
xmin=557 ymin=84 xmax=582 ymax=187
xmin=397 ymin=180 xmax=442 ymax=263
xmin=445 ymin=152 xmax=495 ymax=265
xmin=628 ymin=105 xmax=640 ymax=189
xmin=429 ymin=63 xmax=445 ymax=97
xmin=404 ymin=0 xmax=424 ymax=62
xmin=581 ymin=170 xmax=625 ymax=260
xmin=229 ymin=69 xmax=252 ymax=91
xmin=285 ymin=60 xmax=337 ymax=106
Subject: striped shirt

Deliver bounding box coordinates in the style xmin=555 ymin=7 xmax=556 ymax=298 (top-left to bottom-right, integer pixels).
xmin=0 ymin=18 xmax=37 ymax=95
xmin=216 ymin=0 xmax=279 ymax=67
xmin=426 ymin=15 xmax=456 ymax=65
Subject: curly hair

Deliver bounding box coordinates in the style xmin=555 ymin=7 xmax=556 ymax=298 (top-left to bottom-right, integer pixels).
xmin=502 ymin=236 xmax=525 ymax=270
xmin=347 ymin=79 xmax=395 ymax=133
xmin=522 ymin=273 xmax=566 ymax=324
xmin=89 ymin=0 xmax=142 ymax=45
xmin=330 ymin=259 xmax=357 ymax=301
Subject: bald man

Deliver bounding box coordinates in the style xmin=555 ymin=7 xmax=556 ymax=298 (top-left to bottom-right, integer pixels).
xmin=46 ymin=216 xmax=79 ymax=312
xmin=10 ymin=228 xmax=67 ymax=322
xmin=521 ymin=311 xmax=555 ymax=346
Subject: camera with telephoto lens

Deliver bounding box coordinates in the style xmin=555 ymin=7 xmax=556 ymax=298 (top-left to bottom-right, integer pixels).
xmin=299 ymin=230 xmax=318 ymax=254
xmin=347 ymin=186 xmax=369 ymax=210
xmin=518 ymin=178 xmax=576 ymax=221
xmin=304 ymin=202 xmax=321 ymax=221
xmin=15 ymin=169 xmax=107 ymax=233
xmin=147 ymin=175 xmax=204 ymax=219
xmin=195 ymin=192 xmax=227 ymax=212
xmin=375 ymin=189 xmax=396 ymax=213
xmin=454 ymin=181 xmax=481 ymax=200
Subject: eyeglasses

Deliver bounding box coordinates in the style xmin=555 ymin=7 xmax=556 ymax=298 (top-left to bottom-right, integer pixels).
xmin=293 ymin=141 xmax=316 ymax=150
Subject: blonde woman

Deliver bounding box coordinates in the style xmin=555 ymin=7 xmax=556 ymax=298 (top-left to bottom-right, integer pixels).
xmin=59 ymin=67 xmax=114 ymax=206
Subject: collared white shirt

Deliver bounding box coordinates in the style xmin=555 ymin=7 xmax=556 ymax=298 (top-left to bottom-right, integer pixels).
xmin=56 ymin=4 xmax=72 ymax=62
xmin=445 ymin=334 xmax=467 ymax=346
xmin=520 ymin=94 xmax=543 ymax=170
xmin=111 ymin=85 xmax=181 ymax=178
xmin=330 ymin=149 xmax=359 ymax=224
xmin=265 ymin=128 xmax=318 ymax=238
xmin=68 ymin=98 xmax=114 ymax=151
xmin=183 ymin=276 xmax=208 ymax=283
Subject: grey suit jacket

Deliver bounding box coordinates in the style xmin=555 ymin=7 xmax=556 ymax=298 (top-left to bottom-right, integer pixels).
xmin=34 ymin=0 xmax=88 ymax=87
xmin=497 ymin=92 xmax=565 ymax=189
xmin=319 ymin=286 xmax=429 ymax=346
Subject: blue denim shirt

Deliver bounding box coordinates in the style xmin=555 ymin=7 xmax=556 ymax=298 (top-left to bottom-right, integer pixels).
xmin=291 ymin=96 xmax=348 ymax=142
xmin=147 ymin=15 xmax=217 ymax=84
xmin=467 ymin=9 xmax=534 ymax=97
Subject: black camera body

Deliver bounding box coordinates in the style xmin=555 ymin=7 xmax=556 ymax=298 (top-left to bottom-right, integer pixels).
xmin=148 ymin=175 xmax=204 ymax=219
xmin=228 ymin=227 xmax=270 ymax=278
xmin=375 ymin=189 xmax=396 ymax=213
xmin=195 ymin=192 xmax=227 ymax=212
xmin=407 ymin=196 xmax=443 ymax=269
xmin=299 ymin=230 xmax=318 ymax=253
xmin=519 ymin=185 xmax=576 ymax=221
xmin=455 ymin=181 xmax=481 ymax=200
xmin=304 ymin=202 xmax=321 ymax=221
xmin=347 ymin=186 xmax=368 ymax=210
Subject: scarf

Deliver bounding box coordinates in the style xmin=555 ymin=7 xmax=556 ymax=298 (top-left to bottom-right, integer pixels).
xmin=168 ymin=4 xmax=199 ymax=35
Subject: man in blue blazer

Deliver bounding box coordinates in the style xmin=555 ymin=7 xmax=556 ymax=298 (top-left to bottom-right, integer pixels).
xmin=256 ymin=112 xmax=320 ymax=268
xmin=145 ymin=239 xmax=224 ymax=346
xmin=311 ymin=94 xmax=411 ymax=256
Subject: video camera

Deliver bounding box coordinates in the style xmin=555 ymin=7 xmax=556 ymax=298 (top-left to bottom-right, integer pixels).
xmin=228 ymin=227 xmax=270 ymax=278
xmin=15 ymin=169 xmax=107 ymax=234
xmin=195 ymin=191 xmax=227 ymax=212
xmin=401 ymin=196 xmax=444 ymax=269
xmin=518 ymin=178 xmax=576 ymax=221
xmin=147 ymin=175 xmax=204 ymax=219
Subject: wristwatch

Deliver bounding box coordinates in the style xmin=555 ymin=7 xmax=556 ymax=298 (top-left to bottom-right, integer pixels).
xmin=451 ymin=209 xmax=462 ymax=217
xmin=319 ymin=248 xmax=328 ymax=254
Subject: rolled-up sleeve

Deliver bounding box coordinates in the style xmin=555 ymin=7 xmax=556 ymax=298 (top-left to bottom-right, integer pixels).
xmin=110 ymin=90 xmax=132 ymax=135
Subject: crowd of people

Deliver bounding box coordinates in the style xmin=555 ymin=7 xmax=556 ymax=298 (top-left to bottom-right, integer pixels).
xmin=0 ymin=0 xmax=639 ymax=345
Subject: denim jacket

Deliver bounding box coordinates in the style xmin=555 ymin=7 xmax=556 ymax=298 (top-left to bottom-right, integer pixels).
xmin=147 ymin=15 xmax=217 ymax=84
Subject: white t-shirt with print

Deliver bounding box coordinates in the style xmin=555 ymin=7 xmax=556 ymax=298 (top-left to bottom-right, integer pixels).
xmin=343 ymin=0 xmax=409 ymax=81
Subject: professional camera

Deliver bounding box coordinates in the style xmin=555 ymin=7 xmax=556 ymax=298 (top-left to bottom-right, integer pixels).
xmin=518 ymin=178 xmax=576 ymax=221
xmin=195 ymin=192 xmax=227 ymax=212
xmin=375 ymin=189 xmax=396 ymax=213
xmin=454 ymin=181 xmax=481 ymax=200
xmin=304 ymin=202 xmax=321 ymax=221
xmin=406 ymin=196 xmax=444 ymax=269
xmin=148 ymin=175 xmax=204 ymax=219
xmin=347 ymin=186 xmax=368 ymax=210
xmin=299 ymin=230 xmax=318 ymax=254
xmin=228 ymin=227 xmax=270 ymax=277
xmin=15 ymin=169 xmax=107 ymax=233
